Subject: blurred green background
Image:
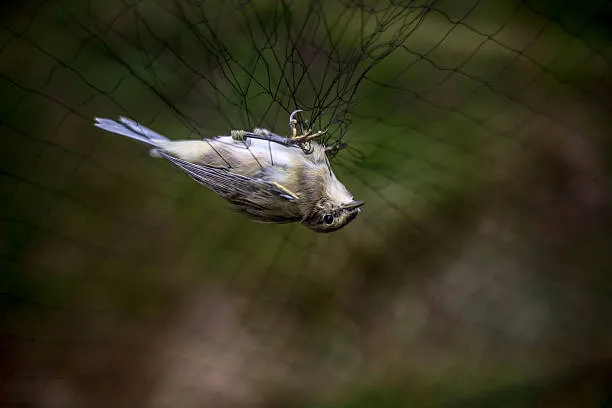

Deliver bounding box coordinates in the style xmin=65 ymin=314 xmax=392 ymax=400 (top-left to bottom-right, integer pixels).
xmin=1 ymin=0 xmax=611 ymax=407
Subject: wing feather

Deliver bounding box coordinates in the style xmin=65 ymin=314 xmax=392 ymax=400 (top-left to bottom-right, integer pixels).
xmin=158 ymin=151 xmax=300 ymax=222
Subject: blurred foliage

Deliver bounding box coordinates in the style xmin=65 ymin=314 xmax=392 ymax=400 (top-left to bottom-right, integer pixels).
xmin=1 ymin=0 xmax=612 ymax=407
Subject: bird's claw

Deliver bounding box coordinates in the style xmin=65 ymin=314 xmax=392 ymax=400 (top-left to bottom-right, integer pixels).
xmin=289 ymin=109 xmax=304 ymax=139
xmin=288 ymin=110 xmax=328 ymax=154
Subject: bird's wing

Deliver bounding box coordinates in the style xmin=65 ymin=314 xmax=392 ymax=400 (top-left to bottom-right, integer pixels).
xmin=158 ymin=151 xmax=300 ymax=222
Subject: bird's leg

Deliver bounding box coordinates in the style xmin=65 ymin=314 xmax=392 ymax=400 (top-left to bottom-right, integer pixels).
xmin=232 ymin=128 xmax=274 ymax=140
xmin=229 ymin=111 xmax=326 ymax=154
xmin=232 ymin=128 xmax=289 ymax=146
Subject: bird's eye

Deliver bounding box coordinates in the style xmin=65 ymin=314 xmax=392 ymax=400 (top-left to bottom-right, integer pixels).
xmin=323 ymin=214 xmax=334 ymax=224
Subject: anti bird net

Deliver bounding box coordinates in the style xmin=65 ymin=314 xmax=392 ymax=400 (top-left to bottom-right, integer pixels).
xmin=1 ymin=0 xmax=612 ymax=407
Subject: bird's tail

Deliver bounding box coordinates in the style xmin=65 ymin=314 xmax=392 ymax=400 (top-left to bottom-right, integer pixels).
xmin=93 ymin=117 xmax=170 ymax=147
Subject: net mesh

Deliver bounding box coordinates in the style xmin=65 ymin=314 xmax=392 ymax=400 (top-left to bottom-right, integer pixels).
xmin=2 ymin=0 xmax=612 ymax=406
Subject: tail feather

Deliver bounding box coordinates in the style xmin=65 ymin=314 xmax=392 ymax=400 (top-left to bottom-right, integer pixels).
xmin=93 ymin=117 xmax=170 ymax=146
xmin=118 ymin=117 xmax=170 ymax=142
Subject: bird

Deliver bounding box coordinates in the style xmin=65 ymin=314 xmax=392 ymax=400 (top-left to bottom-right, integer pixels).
xmin=93 ymin=110 xmax=363 ymax=233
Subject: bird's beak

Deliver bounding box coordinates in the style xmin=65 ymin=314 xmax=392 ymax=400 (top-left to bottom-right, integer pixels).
xmin=342 ymin=200 xmax=365 ymax=210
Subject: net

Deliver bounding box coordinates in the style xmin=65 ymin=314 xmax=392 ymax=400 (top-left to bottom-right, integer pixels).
xmin=1 ymin=0 xmax=611 ymax=406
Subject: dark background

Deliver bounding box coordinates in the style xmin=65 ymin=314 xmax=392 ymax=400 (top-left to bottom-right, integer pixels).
xmin=1 ymin=0 xmax=611 ymax=406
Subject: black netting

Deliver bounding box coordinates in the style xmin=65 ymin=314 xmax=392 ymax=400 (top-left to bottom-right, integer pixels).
xmin=2 ymin=0 xmax=612 ymax=407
